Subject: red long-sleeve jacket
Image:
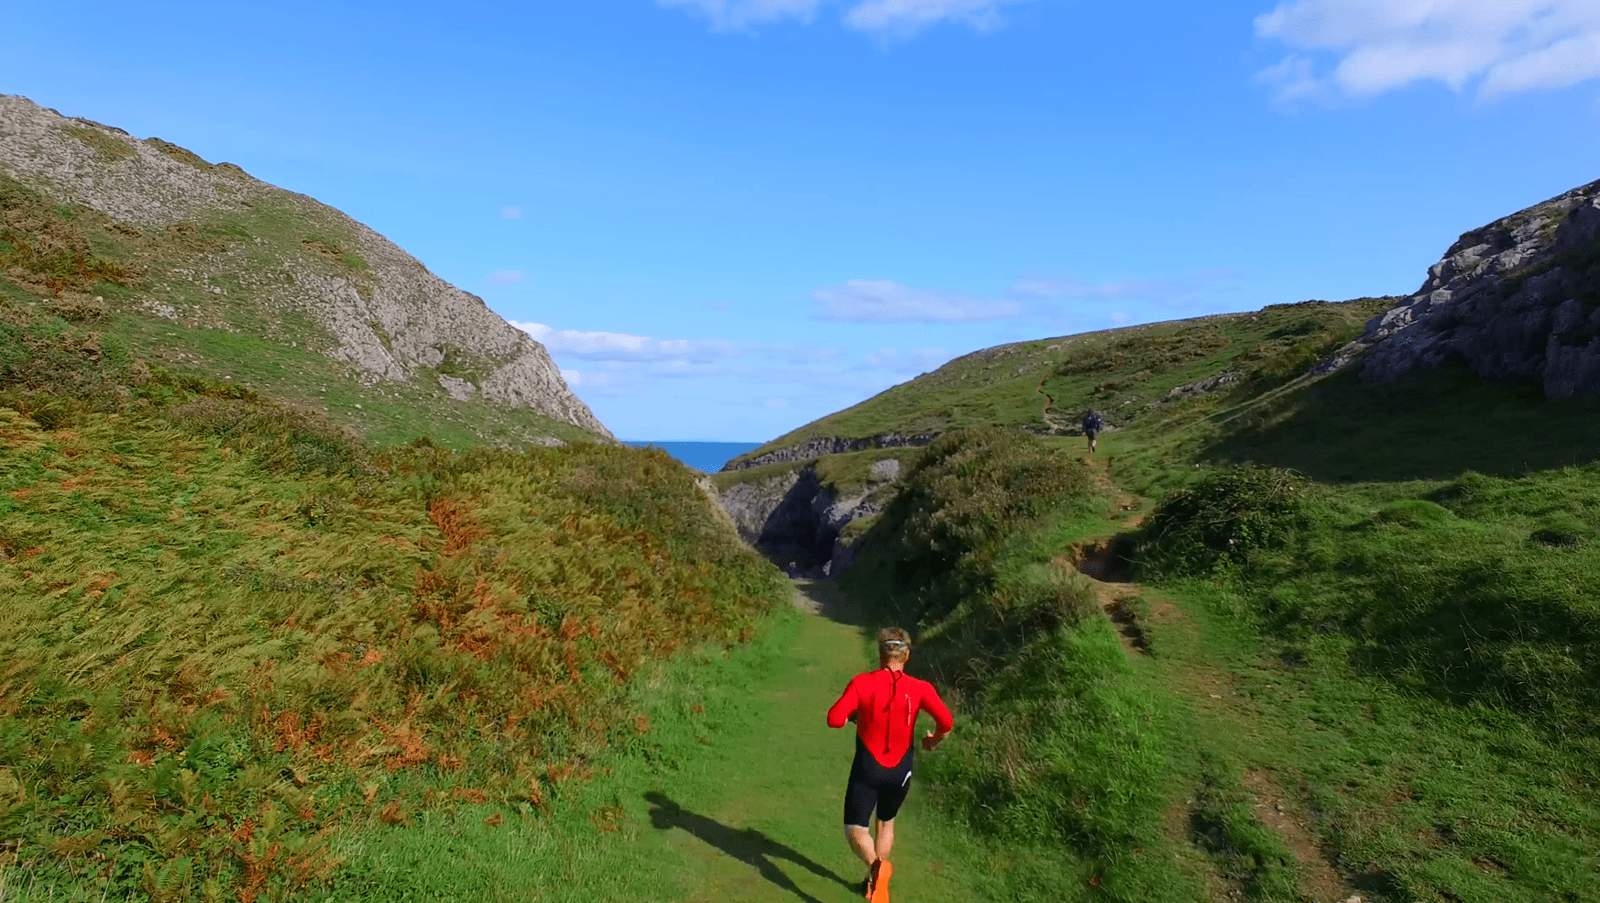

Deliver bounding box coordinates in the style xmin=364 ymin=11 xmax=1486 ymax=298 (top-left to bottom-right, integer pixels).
xmin=827 ymin=668 xmax=954 ymax=767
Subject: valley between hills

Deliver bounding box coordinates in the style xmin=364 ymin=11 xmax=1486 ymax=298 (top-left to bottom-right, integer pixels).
xmin=3 ymin=93 xmax=1599 ymax=903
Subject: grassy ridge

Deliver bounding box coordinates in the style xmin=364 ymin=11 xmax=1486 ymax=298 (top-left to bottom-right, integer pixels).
xmin=0 ymin=306 xmax=787 ymax=901
xmin=732 ymin=298 xmax=1393 ymax=465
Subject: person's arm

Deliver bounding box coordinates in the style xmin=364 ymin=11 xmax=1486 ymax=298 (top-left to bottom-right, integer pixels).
xmin=826 ymin=678 xmax=860 ymax=729
xmin=919 ymin=685 xmax=954 ymax=750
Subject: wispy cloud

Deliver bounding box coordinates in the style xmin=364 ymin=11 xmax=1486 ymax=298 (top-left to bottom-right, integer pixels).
xmin=512 ymin=321 xmax=740 ymax=362
xmin=656 ymin=0 xmax=822 ymax=30
xmin=1255 ymin=0 xmax=1600 ymax=103
xmin=844 ymin=0 xmax=1034 ymax=34
xmin=485 ymin=270 xmax=525 ymax=286
xmin=512 ymin=318 xmax=958 ymax=404
xmin=500 ymin=206 xmax=523 ymax=220
xmin=657 ymin=0 xmax=1035 ymax=34
xmin=812 ymin=279 xmax=1023 ymax=322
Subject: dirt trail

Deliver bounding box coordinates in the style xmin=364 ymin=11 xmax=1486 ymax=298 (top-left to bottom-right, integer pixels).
xmin=625 ymin=582 xmax=987 ymax=903
xmin=1036 ymin=374 xmax=1070 ymax=433
xmin=1069 ymin=464 xmax=1361 ymax=903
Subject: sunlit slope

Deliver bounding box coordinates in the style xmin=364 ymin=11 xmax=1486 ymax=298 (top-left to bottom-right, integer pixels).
xmin=0 ymin=313 xmax=787 ymax=900
xmin=729 ymin=297 xmax=1394 ymax=467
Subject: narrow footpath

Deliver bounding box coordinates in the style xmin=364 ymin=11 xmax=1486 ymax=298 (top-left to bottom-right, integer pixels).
xmin=1070 ymin=458 xmax=1362 ymax=903
xmin=622 ymin=582 xmax=988 ymax=903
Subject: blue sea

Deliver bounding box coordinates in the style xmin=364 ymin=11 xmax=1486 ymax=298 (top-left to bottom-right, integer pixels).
xmin=624 ymin=441 xmax=763 ymax=474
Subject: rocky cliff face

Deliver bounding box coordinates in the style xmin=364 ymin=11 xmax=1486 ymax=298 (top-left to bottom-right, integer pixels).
xmin=0 ymin=94 xmax=609 ymax=438
xmin=716 ymin=458 xmax=903 ymax=578
xmin=1351 ymin=178 xmax=1600 ymax=397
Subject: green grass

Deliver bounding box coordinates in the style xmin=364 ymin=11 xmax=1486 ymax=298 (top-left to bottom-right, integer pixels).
xmin=0 ymin=325 xmax=788 ymax=901
xmin=802 ymin=329 xmax=1600 ymax=901
xmin=711 ymin=445 xmax=923 ymax=497
xmin=838 ymin=429 xmax=1210 ymax=901
xmin=731 ymin=298 xmax=1394 ymax=466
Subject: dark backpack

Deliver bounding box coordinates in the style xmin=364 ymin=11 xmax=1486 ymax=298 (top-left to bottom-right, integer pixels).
xmin=1084 ymin=414 xmax=1101 ymax=432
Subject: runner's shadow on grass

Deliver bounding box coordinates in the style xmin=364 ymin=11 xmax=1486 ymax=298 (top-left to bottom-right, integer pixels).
xmin=645 ymin=792 xmax=855 ymax=903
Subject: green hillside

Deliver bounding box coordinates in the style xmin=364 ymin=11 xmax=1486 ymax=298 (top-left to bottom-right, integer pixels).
xmin=744 ymin=295 xmax=1600 ymax=902
xmin=728 ymin=296 xmax=1395 ymax=468
xmin=0 ymin=303 xmax=789 ymax=901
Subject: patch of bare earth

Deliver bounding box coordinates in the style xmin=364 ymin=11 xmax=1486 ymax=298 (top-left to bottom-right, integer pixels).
xmin=1069 ymin=536 xmax=1149 ymax=655
xmin=1241 ymin=769 xmax=1361 ymax=903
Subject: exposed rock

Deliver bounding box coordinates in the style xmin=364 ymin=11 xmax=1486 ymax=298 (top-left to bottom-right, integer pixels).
xmin=437 ymin=374 xmax=476 ymax=401
xmin=868 ymin=458 xmax=901 ymax=482
xmin=724 ymin=431 xmax=937 ymax=472
xmin=715 ymin=456 xmax=903 ymax=578
xmin=0 ymin=94 xmax=610 ymax=438
xmin=1165 ymin=370 xmax=1238 ymax=401
xmin=1333 ymin=178 xmax=1600 ymax=398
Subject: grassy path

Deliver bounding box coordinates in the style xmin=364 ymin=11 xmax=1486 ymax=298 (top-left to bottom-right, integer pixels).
xmin=605 ymin=580 xmax=987 ymax=903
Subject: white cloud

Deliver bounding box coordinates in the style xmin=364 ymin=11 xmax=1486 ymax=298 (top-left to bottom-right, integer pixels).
xmin=844 ymin=0 xmax=1033 ymax=33
xmin=812 ymin=279 xmax=1022 ymax=322
xmin=512 ymin=321 xmax=741 ymax=363
xmin=764 ymin=398 xmax=790 ymax=407
xmin=656 ymin=0 xmax=822 ymax=29
xmin=657 ymin=0 xmax=1034 ymax=33
xmin=485 ymin=270 xmax=525 ymax=286
xmin=1255 ymin=0 xmax=1600 ymax=101
xmin=501 ymin=206 xmax=523 ymax=220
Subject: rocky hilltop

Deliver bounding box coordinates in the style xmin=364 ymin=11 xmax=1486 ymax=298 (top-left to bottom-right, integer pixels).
xmin=0 ymin=94 xmax=608 ymax=441
xmin=1353 ymin=178 xmax=1600 ymax=397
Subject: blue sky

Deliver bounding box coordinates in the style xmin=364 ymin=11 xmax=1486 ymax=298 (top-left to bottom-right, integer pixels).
xmin=3 ymin=0 xmax=1598 ymax=441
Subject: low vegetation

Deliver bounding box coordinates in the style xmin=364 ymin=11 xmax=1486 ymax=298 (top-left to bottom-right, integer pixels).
xmin=0 ymin=304 xmax=788 ymax=901
xmin=809 ymin=306 xmax=1600 ymax=901
xmin=841 ymin=429 xmax=1198 ymax=901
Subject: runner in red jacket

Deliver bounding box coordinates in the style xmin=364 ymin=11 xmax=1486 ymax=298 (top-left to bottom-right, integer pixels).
xmin=827 ymin=628 xmax=954 ymax=901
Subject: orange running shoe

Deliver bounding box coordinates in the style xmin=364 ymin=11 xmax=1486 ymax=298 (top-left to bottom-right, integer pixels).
xmin=870 ymin=859 xmax=893 ymax=903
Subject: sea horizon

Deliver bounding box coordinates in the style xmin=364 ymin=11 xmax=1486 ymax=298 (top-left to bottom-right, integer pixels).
xmin=623 ymin=440 xmax=763 ymax=474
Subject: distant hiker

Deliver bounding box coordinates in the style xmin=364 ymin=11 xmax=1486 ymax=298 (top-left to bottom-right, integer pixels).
xmin=1083 ymin=409 xmax=1103 ymax=454
xmin=788 ymin=561 xmax=799 ymax=579
xmin=827 ymin=628 xmax=954 ymax=901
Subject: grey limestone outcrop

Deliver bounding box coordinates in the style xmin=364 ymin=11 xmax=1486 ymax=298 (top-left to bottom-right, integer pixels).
xmin=1329 ymin=178 xmax=1600 ymax=398
xmin=716 ymin=457 xmax=905 ymax=578
xmin=0 ymin=94 xmax=609 ymax=437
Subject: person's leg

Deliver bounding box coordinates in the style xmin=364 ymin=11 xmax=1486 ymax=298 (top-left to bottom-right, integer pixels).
xmin=845 ymin=824 xmax=876 ymax=865
xmin=873 ymin=817 xmax=895 ymax=862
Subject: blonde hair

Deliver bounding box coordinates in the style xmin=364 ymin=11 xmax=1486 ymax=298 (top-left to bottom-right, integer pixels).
xmin=877 ymin=628 xmax=912 ymax=664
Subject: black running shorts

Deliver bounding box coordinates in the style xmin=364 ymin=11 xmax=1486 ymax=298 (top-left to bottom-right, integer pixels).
xmin=843 ymin=737 xmax=914 ymax=828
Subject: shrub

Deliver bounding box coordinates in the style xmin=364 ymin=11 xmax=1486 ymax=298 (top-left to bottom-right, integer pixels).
xmin=854 ymin=427 xmax=1095 ymax=623
xmin=1138 ymin=465 xmax=1316 ymax=578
